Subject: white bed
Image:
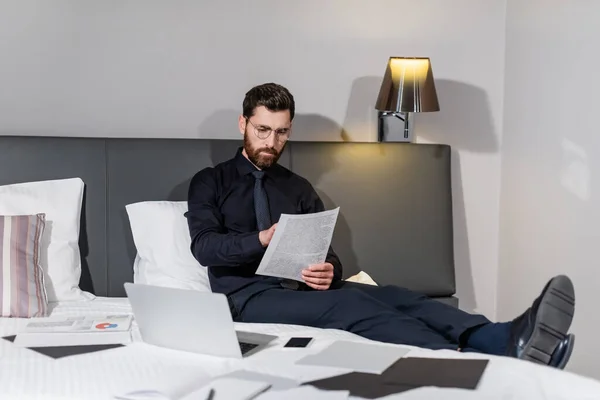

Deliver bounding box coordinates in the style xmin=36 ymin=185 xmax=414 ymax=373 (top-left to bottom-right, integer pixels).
xmin=1 ymin=296 xmax=600 ymax=400
xmin=3 ymin=140 xmax=595 ymax=399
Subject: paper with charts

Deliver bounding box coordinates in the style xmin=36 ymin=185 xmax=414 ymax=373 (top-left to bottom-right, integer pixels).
xmin=256 ymin=207 xmax=340 ymax=282
xmin=21 ymin=314 xmax=133 ymax=333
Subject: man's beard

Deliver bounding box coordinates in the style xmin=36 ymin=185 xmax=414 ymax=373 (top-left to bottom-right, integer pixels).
xmin=244 ymin=131 xmax=284 ymax=169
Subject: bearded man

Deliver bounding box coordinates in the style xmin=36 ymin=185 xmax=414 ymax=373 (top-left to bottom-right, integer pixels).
xmin=184 ymin=82 xmax=575 ymax=368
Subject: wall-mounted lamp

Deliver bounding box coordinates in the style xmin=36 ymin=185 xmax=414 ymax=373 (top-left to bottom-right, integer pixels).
xmin=375 ymin=57 xmax=440 ymax=142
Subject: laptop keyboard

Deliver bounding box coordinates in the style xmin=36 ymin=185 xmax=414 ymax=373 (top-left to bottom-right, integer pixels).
xmin=238 ymin=341 xmax=259 ymax=355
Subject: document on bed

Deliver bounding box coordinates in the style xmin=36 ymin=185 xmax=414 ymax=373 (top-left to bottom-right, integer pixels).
xmin=296 ymin=340 xmax=411 ymax=374
xmin=14 ymin=315 xmax=133 ymax=348
xmin=221 ymin=370 xmax=299 ymax=390
xmin=256 ymin=207 xmax=340 ymax=282
xmin=254 ymin=385 xmax=349 ymax=400
xmin=21 ymin=314 xmax=133 ymax=333
xmin=116 ymin=377 xmax=271 ymax=400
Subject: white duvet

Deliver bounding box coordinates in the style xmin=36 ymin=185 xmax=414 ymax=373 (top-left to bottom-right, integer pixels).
xmin=1 ymin=297 xmax=600 ymax=400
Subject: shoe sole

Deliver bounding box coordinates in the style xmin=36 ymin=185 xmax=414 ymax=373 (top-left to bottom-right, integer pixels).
xmin=521 ymin=275 xmax=575 ymax=365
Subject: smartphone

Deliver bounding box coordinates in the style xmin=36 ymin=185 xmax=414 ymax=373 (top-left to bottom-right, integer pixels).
xmin=284 ymin=337 xmax=313 ymax=348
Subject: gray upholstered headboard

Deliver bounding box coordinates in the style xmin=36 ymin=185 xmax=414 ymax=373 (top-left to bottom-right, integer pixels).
xmin=0 ymin=136 xmax=456 ymax=304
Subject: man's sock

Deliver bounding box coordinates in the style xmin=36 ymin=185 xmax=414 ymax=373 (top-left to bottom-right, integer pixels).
xmin=463 ymin=322 xmax=512 ymax=355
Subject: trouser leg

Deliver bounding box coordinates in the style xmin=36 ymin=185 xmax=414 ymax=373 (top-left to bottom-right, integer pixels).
xmin=233 ymin=284 xmax=459 ymax=350
xmin=331 ymin=281 xmax=490 ymax=344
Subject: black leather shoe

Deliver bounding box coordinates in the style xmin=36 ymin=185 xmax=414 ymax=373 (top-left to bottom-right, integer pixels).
xmin=505 ymin=275 xmax=575 ymax=367
xmin=549 ymin=333 xmax=575 ymax=370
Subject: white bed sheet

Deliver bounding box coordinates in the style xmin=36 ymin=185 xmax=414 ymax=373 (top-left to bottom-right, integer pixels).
xmin=1 ymin=296 xmax=600 ymax=400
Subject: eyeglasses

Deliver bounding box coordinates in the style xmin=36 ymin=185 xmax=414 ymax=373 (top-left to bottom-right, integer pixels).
xmin=246 ymin=118 xmax=291 ymax=143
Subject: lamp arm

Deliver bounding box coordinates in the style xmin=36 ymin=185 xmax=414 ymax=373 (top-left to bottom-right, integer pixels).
xmin=377 ymin=111 xmax=411 ymax=141
xmin=379 ymin=111 xmax=406 ymax=122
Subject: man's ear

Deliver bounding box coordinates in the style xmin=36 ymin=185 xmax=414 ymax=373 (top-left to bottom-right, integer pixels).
xmin=238 ymin=115 xmax=246 ymax=136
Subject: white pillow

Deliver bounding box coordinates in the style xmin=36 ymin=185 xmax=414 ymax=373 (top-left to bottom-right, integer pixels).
xmin=0 ymin=177 xmax=92 ymax=302
xmin=126 ymin=201 xmax=210 ymax=292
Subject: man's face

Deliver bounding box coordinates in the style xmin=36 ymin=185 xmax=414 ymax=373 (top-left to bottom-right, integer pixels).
xmin=239 ymin=105 xmax=291 ymax=169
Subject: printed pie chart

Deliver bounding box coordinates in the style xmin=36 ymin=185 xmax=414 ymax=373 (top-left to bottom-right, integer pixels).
xmin=95 ymin=323 xmax=118 ymax=329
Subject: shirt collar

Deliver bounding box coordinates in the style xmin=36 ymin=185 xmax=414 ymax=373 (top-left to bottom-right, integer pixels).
xmin=235 ymin=147 xmax=258 ymax=176
xmin=234 ymin=146 xmax=285 ymax=178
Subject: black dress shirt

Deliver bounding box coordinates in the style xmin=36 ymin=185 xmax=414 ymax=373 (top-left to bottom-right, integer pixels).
xmin=185 ymin=147 xmax=343 ymax=296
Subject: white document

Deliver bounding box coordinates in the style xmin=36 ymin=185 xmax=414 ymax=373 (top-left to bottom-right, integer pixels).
xmin=114 ymin=371 xmax=211 ymax=400
xmin=15 ymin=314 xmax=133 ymax=347
xmin=255 ymin=385 xmax=349 ymax=400
xmin=256 ymin=207 xmax=340 ymax=281
xmin=21 ymin=314 xmax=133 ymax=333
xmin=374 ymin=387 xmax=495 ymax=399
xmin=221 ymin=370 xmax=299 ymax=391
xmin=180 ymin=378 xmax=271 ymax=400
xmin=116 ymin=376 xmax=271 ymax=400
xmin=295 ymin=340 xmax=410 ymax=375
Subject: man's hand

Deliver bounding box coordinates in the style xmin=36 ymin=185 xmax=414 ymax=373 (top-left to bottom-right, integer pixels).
xmin=258 ymin=223 xmax=277 ymax=247
xmin=302 ymin=263 xmax=334 ymax=290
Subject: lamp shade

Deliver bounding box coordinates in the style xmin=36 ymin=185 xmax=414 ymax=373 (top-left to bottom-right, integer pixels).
xmin=375 ymin=57 xmax=440 ymax=113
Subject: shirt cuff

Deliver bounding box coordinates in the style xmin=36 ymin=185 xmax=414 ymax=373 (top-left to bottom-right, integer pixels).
xmin=242 ymin=232 xmax=265 ymax=257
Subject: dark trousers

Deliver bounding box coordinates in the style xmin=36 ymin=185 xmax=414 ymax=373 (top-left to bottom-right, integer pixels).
xmin=228 ymin=279 xmax=491 ymax=351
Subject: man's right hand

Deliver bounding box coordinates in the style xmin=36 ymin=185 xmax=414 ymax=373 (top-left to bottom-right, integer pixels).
xmin=259 ymin=223 xmax=278 ymax=247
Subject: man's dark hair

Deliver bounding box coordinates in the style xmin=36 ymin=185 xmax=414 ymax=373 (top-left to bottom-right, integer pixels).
xmin=242 ymin=83 xmax=295 ymax=120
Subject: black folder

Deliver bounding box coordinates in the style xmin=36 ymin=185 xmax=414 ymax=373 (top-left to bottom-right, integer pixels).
xmin=2 ymin=335 xmax=124 ymax=359
xmin=307 ymin=357 xmax=489 ymax=398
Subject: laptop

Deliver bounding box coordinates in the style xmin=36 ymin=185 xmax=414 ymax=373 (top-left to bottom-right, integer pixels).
xmin=123 ymin=282 xmax=277 ymax=358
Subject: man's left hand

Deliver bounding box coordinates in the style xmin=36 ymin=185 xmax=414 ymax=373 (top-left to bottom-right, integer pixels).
xmin=302 ymin=263 xmax=334 ymax=290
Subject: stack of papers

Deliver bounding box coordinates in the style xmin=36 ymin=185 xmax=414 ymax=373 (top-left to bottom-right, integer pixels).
xmin=114 ymin=339 xmax=488 ymax=400
xmin=292 ymin=340 xmax=489 ymax=398
xmin=14 ymin=315 xmax=133 ymax=348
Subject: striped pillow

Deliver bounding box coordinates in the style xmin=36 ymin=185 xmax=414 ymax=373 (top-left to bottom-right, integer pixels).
xmin=0 ymin=214 xmax=48 ymax=318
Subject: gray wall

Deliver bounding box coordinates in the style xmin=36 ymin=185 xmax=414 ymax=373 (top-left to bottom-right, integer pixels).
xmin=0 ymin=0 xmax=507 ymax=318
xmin=499 ymin=0 xmax=600 ymax=380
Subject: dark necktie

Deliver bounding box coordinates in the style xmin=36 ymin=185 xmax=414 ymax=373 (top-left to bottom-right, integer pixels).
xmin=252 ymin=170 xmax=299 ymax=290
xmin=252 ymin=170 xmax=271 ymax=231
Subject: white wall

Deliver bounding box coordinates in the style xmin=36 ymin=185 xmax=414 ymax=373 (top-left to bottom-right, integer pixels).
xmin=499 ymin=0 xmax=600 ymax=379
xmin=0 ymin=1 xmax=507 ymax=316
